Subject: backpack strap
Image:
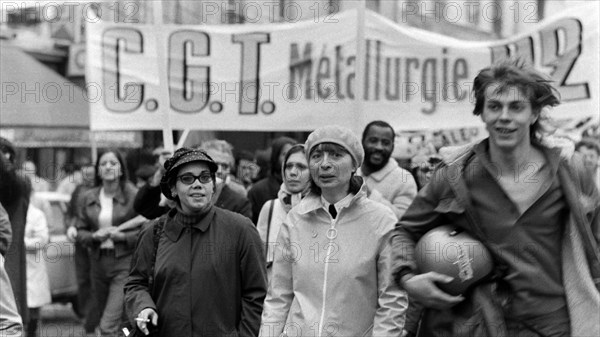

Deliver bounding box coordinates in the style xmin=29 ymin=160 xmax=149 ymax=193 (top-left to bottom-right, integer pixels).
xmin=265 ymin=200 xmax=275 ymax=260
xmin=147 ymin=216 xmax=166 ymax=290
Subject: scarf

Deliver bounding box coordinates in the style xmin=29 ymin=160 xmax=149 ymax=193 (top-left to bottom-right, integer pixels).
xmin=277 ymin=183 xmax=309 ymax=213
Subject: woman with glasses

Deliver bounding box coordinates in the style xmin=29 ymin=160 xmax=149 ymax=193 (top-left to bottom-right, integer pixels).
xmin=260 ymin=126 xmax=407 ymax=337
xmin=257 ymin=144 xmax=311 ymax=281
xmin=125 ymin=147 xmax=267 ymax=337
xmin=75 ymin=149 xmax=140 ymax=336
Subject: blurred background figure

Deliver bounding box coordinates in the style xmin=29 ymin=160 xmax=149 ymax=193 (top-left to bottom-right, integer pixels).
xmin=0 ymin=137 xmax=31 ymax=330
xmin=56 ymin=160 xmax=92 ymax=197
xmin=152 ymin=147 xmax=172 ymax=167
xmin=24 ymin=196 xmax=51 ymax=337
xmin=198 ymin=140 xmax=252 ymax=218
xmin=0 ymin=203 xmax=11 ymax=258
xmin=234 ymin=149 xmax=259 ymax=192
xmin=133 ymin=147 xmax=175 ymax=220
xmin=199 ymin=140 xmax=248 ymax=197
xmin=253 ymin=148 xmax=271 ymax=183
xmin=256 ymin=144 xmax=310 ymax=280
xmin=575 ymin=138 xmax=600 ymax=190
xmin=410 ymin=154 xmax=442 ymax=190
xmin=19 ymin=160 xmax=50 ymax=193
xmin=75 ymin=149 xmax=140 ymax=336
xmin=248 ymin=137 xmax=296 ymax=223
xmin=56 ymin=164 xmax=81 ymax=196
xmin=134 ymin=164 xmax=157 ymax=189
xmin=65 ymin=163 xmax=99 ymax=333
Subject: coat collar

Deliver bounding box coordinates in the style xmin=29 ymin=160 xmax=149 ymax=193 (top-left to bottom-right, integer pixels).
xmin=164 ymin=206 xmax=216 ymax=242
xmin=359 ymin=158 xmax=398 ymax=182
xmin=295 ymin=182 xmax=368 ymax=215
xmin=471 ymin=139 xmax=562 ymax=177
xmin=442 ymin=138 xmax=572 ymax=243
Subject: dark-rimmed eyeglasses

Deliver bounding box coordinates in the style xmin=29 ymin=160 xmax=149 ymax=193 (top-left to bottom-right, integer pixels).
xmin=177 ymin=173 xmax=213 ymax=185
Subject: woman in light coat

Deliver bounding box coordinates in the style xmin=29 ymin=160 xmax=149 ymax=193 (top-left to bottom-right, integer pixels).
xmin=260 ymin=125 xmax=407 ymax=337
xmin=24 ymin=197 xmax=52 ymax=337
xmin=256 ymin=144 xmax=311 ymax=281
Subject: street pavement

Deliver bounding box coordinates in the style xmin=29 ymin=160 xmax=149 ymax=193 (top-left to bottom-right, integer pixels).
xmin=37 ymin=303 xmax=88 ymax=337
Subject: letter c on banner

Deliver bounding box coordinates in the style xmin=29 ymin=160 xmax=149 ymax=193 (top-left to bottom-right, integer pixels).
xmin=102 ymin=28 xmax=144 ymax=112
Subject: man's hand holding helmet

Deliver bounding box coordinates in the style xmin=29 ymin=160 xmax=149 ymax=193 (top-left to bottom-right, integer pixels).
xmin=401 ymin=272 xmax=464 ymax=310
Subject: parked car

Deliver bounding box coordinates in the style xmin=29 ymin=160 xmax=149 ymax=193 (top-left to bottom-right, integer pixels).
xmin=34 ymin=191 xmax=80 ymax=315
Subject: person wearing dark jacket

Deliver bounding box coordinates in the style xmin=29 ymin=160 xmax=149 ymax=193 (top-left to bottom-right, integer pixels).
xmin=125 ymin=148 xmax=267 ymax=337
xmin=75 ymin=149 xmax=140 ymax=336
xmin=0 ymin=137 xmax=31 ymax=328
xmin=65 ymin=164 xmax=99 ymax=332
xmin=0 ymin=253 xmax=23 ymax=335
xmin=0 ymin=203 xmax=11 ymax=257
xmin=247 ymin=137 xmax=296 ymax=223
xmin=390 ymin=61 xmax=600 ymax=336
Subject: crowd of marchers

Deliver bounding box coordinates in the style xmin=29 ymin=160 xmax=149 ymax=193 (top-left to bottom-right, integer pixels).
xmin=1 ymin=60 xmax=599 ymax=337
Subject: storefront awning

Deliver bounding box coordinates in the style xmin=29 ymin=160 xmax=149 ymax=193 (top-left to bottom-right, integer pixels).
xmin=0 ymin=42 xmax=89 ymax=128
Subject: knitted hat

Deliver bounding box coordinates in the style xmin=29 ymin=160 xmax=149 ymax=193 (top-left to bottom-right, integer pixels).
xmin=305 ymin=125 xmax=364 ymax=166
xmin=160 ymin=147 xmax=217 ymax=200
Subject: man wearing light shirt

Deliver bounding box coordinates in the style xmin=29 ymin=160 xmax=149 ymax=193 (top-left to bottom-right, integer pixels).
xmin=359 ymin=120 xmax=418 ymax=220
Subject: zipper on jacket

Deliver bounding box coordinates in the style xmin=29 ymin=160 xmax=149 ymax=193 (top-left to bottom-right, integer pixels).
xmin=318 ymin=213 xmax=338 ymax=337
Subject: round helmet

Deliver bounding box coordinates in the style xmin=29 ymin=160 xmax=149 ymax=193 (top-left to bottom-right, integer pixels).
xmin=415 ymin=225 xmax=493 ymax=296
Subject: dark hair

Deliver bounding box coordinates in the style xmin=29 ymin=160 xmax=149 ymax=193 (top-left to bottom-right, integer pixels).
xmin=576 ymin=138 xmax=600 ymax=155
xmin=0 ymin=137 xmax=16 ymax=164
xmin=282 ymin=144 xmax=305 ymax=170
xmin=308 ymin=143 xmax=361 ymax=196
xmin=0 ymin=154 xmax=31 ymax=208
xmin=362 ymin=120 xmax=395 ymax=142
xmin=135 ymin=164 xmax=156 ymax=180
xmin=472 ymin=59 xmax=560 ymax=141
xmin=270 ymin=136 xmax=297 ymax=180
xmin=94 ymin=149 xmax=129 ymax=187
xmin=236 ymin=150 xmax=255 ymax=162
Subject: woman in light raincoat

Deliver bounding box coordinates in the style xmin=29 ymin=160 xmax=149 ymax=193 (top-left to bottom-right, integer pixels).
xmin=260 ymin=125 xmax=407 ymax=337
xmin=24 ymin=196 xmax=52 ymax=337
xmin=257 ymin=144 xmax=311 ymax=281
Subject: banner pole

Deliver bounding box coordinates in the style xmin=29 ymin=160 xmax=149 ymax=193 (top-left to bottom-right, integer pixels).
xmin=153 ymin=1 xmax=175 ymax=153
xmin=354 ymin=0 xmax=367 ymax=136
xmin=90 ymin=131 xmax=98 ymax=163
xmin=74 ymin=3 xmax=82 ymax=44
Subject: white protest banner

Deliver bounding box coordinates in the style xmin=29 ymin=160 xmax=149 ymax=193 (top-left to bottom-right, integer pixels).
xmin=86 ymin=4 xmax=599 ymax=131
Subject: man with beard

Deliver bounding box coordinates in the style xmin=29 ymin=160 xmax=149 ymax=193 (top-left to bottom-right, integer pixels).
xmin=0 ymin=137 xmax=31 ymax=330
xmin=359 ymin=121 xmax=417 ymax=219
